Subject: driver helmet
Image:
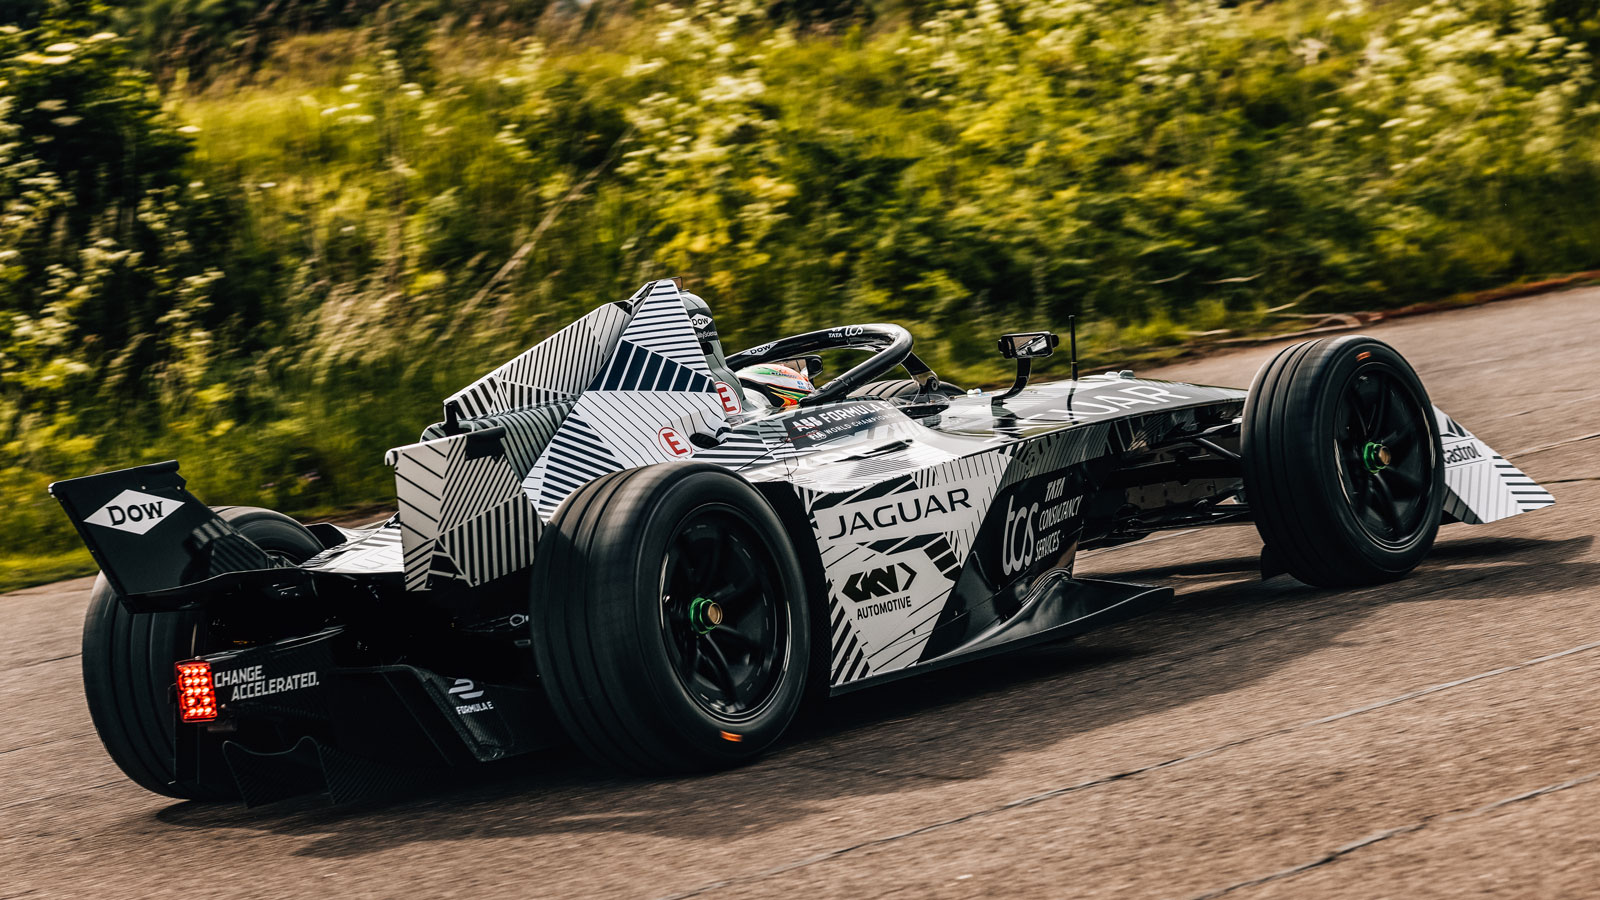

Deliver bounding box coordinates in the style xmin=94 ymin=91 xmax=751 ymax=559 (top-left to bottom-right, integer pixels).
xmin=735 ymin=363 xmax=815 ymax=408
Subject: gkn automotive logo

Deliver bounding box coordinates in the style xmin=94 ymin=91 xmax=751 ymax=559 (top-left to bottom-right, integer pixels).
xmin=84 ymin=489 xmax=183 ymax=535
xmin=842 ymin=561 xmax=920 ymax=620
xmin=842 ymin=562 xmax=917 ymax=604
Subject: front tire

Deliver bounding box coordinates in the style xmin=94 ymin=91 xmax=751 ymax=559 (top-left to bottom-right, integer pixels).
xmin=530 ymin=463 xmax=811 ymax=774
xmin=81 ymin=506 xmax=323 ymax=800
xmin=1242 ymin=335 xmax=1445 ymax=587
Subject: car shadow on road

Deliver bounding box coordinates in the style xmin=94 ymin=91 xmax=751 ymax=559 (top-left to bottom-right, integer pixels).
xmin=150 ymin=532 xmax=1596 ymax=860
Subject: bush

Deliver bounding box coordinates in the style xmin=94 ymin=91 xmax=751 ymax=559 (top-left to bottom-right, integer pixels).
xmin=4 ymin=0 xmax=1600 ymax=580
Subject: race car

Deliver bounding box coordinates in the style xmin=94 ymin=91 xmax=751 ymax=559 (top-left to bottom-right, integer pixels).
xmin=49 ymin=280 xmax=1554 ymax=804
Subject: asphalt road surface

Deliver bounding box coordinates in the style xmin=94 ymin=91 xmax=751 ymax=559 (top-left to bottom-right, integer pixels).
xmin=5 ymin=290 xmax=1599 ymax=899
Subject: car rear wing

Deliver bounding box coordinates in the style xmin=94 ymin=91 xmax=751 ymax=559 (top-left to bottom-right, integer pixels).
xmin=48 ymin=462 xmax=308 ymax=611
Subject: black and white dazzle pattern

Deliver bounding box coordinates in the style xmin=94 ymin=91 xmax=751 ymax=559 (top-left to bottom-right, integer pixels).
xmin=302 ymin=525 xmax=402 ymax=575
xmin=1436 ymin=408 xmax=1555 ymax=524
xmin=445 ymin=302 xmax=630 ymax=419
xmin=522 ymin=280 xmax=730 ymax=518
xmin=804 ymin=452 xmax=1008 ymax=687
xmin=387 ymin=430 xmax=541 ymax=591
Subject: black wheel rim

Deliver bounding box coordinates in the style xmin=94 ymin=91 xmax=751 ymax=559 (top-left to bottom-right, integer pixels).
xmin=659 ymin=505 xmax=789 ymax=723
xmin=1332 ymin=364 xmax=1437 ymax=548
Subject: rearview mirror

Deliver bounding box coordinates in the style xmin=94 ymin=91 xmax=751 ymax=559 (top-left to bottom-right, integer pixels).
xmin=997 ymin=331 xmax=1058 ymax=360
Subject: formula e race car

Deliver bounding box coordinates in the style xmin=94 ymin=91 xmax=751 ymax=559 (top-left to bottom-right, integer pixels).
xmin=50 ymin=280 xmax=1554 ymax=804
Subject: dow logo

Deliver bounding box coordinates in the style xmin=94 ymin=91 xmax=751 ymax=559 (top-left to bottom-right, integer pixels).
xmin=84 ymin=489 xmax=183 ymax=535
xmin=842 ymin=562 xmax=918 ymax=603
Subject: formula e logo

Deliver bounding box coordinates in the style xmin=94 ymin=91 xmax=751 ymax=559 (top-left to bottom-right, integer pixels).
xmin=84 ymin=489 xmax=183 ymax=535
xmin=842 ymin=562 xmax=918 ymax=604
xmin=449 ymin=677 xmax=495 ymax=715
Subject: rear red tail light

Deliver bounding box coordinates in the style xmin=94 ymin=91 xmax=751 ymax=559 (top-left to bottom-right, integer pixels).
xmin=175 ymin=661 xmax=218 ymax=722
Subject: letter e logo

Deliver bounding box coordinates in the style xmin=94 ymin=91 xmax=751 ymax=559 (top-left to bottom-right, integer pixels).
xmin=715 ymin=382 xmax=741 ymax=415
xmin=658 ymin=427 xmax=693 ymax=458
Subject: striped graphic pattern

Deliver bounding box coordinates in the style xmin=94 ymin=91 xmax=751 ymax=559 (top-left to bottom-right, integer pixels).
xmin=447 ymin=302 xmax=629 ymax=419
xmin=390 ymin=436 xmax=457 ymax=590
xmin=474 ymin=405 xmax=570 ymax=476
xmin=522 ymin=280 xmax=733 ymax=518
xmin=302 ymin=525 xmax=402 ymax=575
xmin=805 ymin=452 xmax=1008 ymax=686
xmin=594 ymin=340 xmax=713 ymax=393
xmin=829 ymin=601 xmax=871 ymax=685
xmin=1436 ymin=408 xmax=1556 ymax=525
xmin=418 ymin=404 xmax=571 ymax=476
xmin=1001 ymin=423 xmax=1112 ymax=491
xmin=860 ymin=537 xmax=966 ymax=676
xmin=909 ymin=453 xmax=1008 ymax=558
xmin=388 ymin=427 xmax=543 ymax=590
xmin=440 ymin=454 xmax=522 ymax=529
xmin=593 ymin=280 xmax=710 ymax=375
xmin=525 ymin=411 xmax=613 ymax=513
xmin=439 ymin=496 xmax=542 ymax=585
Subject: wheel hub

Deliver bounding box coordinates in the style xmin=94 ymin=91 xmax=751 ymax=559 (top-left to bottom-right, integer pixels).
xmin=1362 ymin=441 xmax=1392 ymax=473
xmin=689 ymin=597 xmax=724 ymax=635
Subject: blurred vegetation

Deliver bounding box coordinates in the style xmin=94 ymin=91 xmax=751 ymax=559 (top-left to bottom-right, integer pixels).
xmin=3 ymin=0 xmax=1600 ymax=587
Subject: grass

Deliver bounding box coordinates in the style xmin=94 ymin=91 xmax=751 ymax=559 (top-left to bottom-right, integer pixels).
xmin=0 ymin=548 xmax=97 ymax=595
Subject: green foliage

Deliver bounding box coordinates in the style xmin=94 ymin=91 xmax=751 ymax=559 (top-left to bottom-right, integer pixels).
xmin=5 ymin=0 xmax=1600 ymax=587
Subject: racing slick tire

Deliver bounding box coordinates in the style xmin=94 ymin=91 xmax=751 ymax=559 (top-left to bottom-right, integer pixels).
xmin=854 ymin=378 xmax=964 ymax=400
xmin=531 ymin=463 xmax=811 ymax=774
xmin=81 ymin=506 xmax=324 ymax=800
xmin=1242 ymin=335 xmax=1445 ymax=587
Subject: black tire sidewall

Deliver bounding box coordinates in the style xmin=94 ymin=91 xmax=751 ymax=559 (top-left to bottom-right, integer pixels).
xmin=1244 ymin=335 xmax=1445 ymax=585
xmin=533 ymin=463 xmax=812 ymax=772
xmin=80 ymin=506 xmax=323 ymax=800
xmin=1304 ymin=340 xmax=1444 ymax=571
xmin=623 ymin=471 xmax=808 ymax=761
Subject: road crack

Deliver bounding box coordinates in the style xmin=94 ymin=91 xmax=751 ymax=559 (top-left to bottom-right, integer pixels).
xmin=1508 ymin=431 xmax=1600 ymax=459
xmin=655 ymin=638 xmax=1600 ymax=900
xmin=1180 ymin=770 xmax=1600 ymax=899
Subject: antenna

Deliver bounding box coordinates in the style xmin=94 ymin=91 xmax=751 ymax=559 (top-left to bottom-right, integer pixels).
xmin=1069 ymin=314 xmax=1079 ymax=382
xmin=1066 ymin=315 xmax=1078 ymax=416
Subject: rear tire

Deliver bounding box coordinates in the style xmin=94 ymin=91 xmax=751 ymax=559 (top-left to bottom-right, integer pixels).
xmin=1242 ymin=335 xmax=1445 ymax=587
xmin=81 ymin=506 xmax=323 ymax=800
xmin=530 ymin=463 xmax=811 ymax=774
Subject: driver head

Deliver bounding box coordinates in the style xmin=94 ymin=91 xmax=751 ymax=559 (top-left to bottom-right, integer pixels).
xmin=735 ymin=363 xmax=815 ymax=408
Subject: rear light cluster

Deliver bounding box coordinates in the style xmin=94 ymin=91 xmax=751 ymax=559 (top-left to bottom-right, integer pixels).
xmin=175 ymin=661 xmax=218 ymax=722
